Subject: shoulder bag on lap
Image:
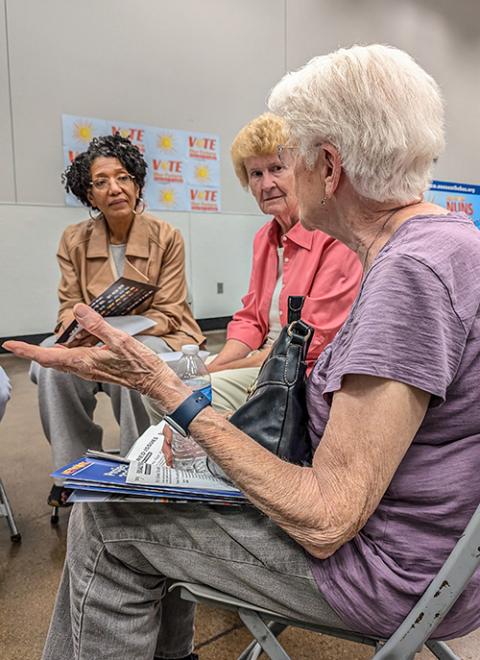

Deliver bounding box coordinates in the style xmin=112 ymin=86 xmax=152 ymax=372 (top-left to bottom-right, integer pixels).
xmin=207 ymin=295 xmax=313 ymax=478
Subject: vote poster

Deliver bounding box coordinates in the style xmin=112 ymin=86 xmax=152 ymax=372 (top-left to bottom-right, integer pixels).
xmin=62 ymin=114 xmax=221 ymax=212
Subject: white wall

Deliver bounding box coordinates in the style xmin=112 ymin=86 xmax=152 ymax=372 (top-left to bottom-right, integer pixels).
xmin=285 ymin=0 xmax=480 ymax=185
xmin=0 ymin=203 xmax=263 ymax=335
xmin=1 ymin=0 xmax=479 ymax=336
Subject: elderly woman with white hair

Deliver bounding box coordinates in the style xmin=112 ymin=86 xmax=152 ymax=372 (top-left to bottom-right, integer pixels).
xmin=6 ymin=44 xmax=480 ymax=659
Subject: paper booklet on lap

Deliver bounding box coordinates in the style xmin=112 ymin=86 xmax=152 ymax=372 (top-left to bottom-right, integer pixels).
xmin=56 ymin=277 xmax=159 ymax=344
xmin=52 ymin=423 xmax=247 ymax=505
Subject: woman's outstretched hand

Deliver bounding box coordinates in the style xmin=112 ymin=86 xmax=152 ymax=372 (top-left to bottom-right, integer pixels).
xmin=3 ymin=303 xmax=174 ymax=399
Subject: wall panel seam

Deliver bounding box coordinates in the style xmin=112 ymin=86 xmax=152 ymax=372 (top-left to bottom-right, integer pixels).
xmin=3 ymin=0 xmax=18 ymax=202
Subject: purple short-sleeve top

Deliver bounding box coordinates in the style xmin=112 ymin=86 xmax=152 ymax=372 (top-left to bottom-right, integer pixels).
xmin=307 ymin=214 xmax=480 ymax=639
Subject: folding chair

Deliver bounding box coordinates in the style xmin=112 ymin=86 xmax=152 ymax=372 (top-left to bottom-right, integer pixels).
xmin=170 ymin=501 xmax=480 ymax=659
xmin=0 ymin=478 xmax=21 ymax=542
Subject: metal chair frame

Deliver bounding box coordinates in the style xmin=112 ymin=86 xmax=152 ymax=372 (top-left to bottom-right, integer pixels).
xmin=0 ymin=477 xmax=21 ymax=542
xmin=170 ymin=501 xmax=480 ymax=659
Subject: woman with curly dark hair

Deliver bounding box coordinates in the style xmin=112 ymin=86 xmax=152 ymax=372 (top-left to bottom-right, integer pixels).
xmin=31 ymin=133 xmax=204 ymax=507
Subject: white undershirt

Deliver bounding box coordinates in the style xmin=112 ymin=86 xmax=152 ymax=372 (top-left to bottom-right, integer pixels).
xmin=109 ymin=244 xmax=126 ymax=278
xmin=265 ymin=246 xmax=284 ymax=346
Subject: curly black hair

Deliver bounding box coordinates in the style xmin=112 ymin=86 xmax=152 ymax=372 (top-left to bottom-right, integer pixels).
xmin=62 ymin=133 xmax=147 ymax=208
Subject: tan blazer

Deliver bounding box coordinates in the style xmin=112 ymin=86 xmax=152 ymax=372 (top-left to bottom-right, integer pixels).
xmin=55 ymin=212 xmax=205 ymax=351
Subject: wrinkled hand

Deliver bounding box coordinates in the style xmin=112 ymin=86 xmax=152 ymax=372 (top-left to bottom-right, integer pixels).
xmin=3 ymin=303 xmax=173 ymax=398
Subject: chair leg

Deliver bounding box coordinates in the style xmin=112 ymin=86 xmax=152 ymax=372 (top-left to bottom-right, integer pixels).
xmin=237 ymin=622 xmax=287 ymax=660
xmin=237 ymin=640 xmax=262 ymax=660
xmin=0 ymin=479 xmax=21 ymax=542
xmin=425 ymin=641 xmax=461 ymax=660
xmin=238 ymin=609 xmax=290 ymax=660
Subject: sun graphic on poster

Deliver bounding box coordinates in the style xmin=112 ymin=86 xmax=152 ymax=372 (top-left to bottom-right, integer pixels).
xmin=73 ymin=122 xmax=94 ymax=143
xmin=195 ymin=165 xmax=210 ymax=184
xmin=158 ymin=134 xmax=174 ymax=151
xmin=160 ymin=188 xmax=176 ymax=207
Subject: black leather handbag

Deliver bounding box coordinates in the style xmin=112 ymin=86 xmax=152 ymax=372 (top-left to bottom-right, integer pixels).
xmin=207 ymin=296 xmax=313 ymax=476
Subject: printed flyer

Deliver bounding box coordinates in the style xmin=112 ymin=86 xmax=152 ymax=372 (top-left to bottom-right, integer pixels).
xmin=62 ymin=114 xmax=221 ymax=213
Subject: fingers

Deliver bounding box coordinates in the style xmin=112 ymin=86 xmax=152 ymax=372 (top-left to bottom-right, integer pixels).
xmin=73 ymin=304 xmax=129 ymax=349
xmin=163 ymin=425 xmax=174 ymax=466
xmin=163 ymin=425 xmax=173 ymax=445
xmin=2 ymin=340 xmax=70 ymax=367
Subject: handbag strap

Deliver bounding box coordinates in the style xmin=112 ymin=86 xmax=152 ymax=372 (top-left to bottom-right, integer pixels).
xmin=286 ymin=295 xmax=312 ymax=347
xmin=287 ymin=295 xmax=305 ymax=323
xmin=287 ymin=318 xmax=312 ymax=346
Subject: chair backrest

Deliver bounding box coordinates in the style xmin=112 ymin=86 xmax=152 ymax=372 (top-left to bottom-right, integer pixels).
xmin=374 ymin=501 xmax=480 ymax=658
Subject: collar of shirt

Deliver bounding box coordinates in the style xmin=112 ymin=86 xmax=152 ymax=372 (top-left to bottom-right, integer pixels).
xmin=86 ymin=214 xmax=150 ymax=260
xmin=267 ymin=217 xmax=314 ymax=251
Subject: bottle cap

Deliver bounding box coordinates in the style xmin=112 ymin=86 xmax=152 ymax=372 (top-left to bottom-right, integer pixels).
xmin=181 ymin=344 xmax=200 ymax=355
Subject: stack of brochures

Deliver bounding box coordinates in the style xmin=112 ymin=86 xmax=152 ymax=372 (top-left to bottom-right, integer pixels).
xmin=51 ymin=423 xmax=247 ymax=506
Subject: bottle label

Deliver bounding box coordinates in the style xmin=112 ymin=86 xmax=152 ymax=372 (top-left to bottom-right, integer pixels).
xmin=199 ymin=384 xmax=212 ymax=402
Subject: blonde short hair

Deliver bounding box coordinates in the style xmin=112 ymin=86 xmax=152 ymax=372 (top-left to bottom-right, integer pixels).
xmin=231 ymin=113 xmax=289 ymax=188
xmin=268 ymin=44 xmax=445 ymax=204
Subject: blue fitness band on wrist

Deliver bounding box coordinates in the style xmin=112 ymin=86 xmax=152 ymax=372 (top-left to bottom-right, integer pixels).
xmin=165 ymin=391 xmax=211 ymax=437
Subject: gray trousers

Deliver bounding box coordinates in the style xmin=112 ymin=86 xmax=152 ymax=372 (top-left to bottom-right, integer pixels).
xmin=42 ymin=502 xmax=347 ymax=660
xmin=31 ymin=335 xmax=171 ymax=478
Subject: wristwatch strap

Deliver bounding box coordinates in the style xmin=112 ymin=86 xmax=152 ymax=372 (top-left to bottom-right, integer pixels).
xmin=164 ymin=390 xmax=211 ymax=437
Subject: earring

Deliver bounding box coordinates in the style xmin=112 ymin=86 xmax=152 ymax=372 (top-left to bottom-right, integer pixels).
xmin=133 ymin=198 xmax=146 ymax=215
xmin=320 ymin=197 xmax=327 ymax=206
xmin=89 ymin=208 xmax=103 ymax=221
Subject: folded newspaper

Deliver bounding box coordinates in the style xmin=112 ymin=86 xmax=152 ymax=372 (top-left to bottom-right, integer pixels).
xmin=51 ymin=423 xmax=247 ymax=506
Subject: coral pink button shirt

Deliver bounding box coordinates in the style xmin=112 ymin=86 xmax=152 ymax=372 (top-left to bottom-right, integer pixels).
xmin=227 ymin=218 xmax=362 ymax=370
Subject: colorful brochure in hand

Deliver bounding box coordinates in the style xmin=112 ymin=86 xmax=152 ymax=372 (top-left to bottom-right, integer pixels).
xmin=56 ymin=277 xmax=159 ymax=344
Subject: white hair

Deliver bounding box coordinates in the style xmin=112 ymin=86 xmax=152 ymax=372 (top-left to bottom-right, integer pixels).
xmin=268 ymin=44 xmax=445 ymax=204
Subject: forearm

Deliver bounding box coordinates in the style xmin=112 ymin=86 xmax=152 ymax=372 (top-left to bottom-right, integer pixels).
xmin=185 ymin=376 xmax=428 ymax=558
xmin=188 ymin=407 xmax=349 ymax=558
xmin=140 ymin=354 xmax=360 ymax=557
xmin=209 ymin=339 xmax=253 ymax=369
xmin=209 ymin=346 xmax=270 ymax=372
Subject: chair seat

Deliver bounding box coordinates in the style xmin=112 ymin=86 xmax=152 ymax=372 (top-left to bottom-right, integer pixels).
xmin=169 ymin=581 xmax=381 ymax=647
xmin=169 ymin=581 xmax=462 ymax=660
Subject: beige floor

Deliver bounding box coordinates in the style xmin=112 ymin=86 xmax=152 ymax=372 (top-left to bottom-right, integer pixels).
xmin=0 ymin=335 xmax=479 ymax=659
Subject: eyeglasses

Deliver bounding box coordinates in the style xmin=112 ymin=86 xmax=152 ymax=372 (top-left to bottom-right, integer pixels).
xmin=89 ymin=174 xmax=135 ymax=191
xmin=277 ymin=144 xmax=299 ymax=166
xmin=277 ymin=143 xmax=323 ymax=167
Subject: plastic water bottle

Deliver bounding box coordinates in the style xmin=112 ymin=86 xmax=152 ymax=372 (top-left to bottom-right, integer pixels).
xmin=170 ymin=345 xmax=212 ymax=471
